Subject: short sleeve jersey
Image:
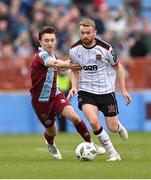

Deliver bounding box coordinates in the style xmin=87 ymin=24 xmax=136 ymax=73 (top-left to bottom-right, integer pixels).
xmin=69 ymin=38 xmax=118 ymax=94
xmin=30 ymin=47 xmax=60 ymax=102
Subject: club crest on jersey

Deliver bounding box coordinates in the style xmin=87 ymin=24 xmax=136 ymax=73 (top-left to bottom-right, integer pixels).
xmin=108 ymin=105 xmax=116 ymax=113
xmin=96 ymin=54 xmax=101 ymax=60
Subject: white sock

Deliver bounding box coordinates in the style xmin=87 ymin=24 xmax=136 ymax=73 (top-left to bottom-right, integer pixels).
xmin=96 ymin=129 xmax=118 ymax=155
xmin=118 ymin=120 xmax=124 ymax=132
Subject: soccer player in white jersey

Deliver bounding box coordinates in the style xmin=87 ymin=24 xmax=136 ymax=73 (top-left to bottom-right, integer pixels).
xmin=68 ymin=18 xmax=132 ymax=161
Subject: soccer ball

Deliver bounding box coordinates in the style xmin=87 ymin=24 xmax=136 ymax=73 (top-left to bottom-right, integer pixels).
xmin=75 ymin=142 xmax=97 ymax=161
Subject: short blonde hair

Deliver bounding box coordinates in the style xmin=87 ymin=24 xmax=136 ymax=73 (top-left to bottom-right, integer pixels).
xmin=79 ymin=18 xmax=96 ymax=29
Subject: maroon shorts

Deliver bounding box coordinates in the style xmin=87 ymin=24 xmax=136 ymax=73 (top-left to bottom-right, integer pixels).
xmin=31 ymin=93 xmax=71 ymax=128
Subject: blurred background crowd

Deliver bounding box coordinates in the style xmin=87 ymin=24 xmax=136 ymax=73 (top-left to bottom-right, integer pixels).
xmin=0 ymin=0 xmax=151 ymax=91
xmin=0 ymin=0 xmax=151 ymax=133
xmin=0 ymin=0 xmax=151 ymax=58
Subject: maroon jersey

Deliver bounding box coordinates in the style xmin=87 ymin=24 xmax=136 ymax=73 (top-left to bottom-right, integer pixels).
xmin=30 ymin=47 xmax=71 ymax=128
xmin=30 ymin=47 xmax=61 ymax=101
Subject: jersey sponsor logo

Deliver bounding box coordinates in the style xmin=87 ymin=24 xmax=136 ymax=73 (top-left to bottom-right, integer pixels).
xmin=96 ymin=54 xmax=102 ymax=60
xmin=83 ymin=65 xmax=98 ymax=71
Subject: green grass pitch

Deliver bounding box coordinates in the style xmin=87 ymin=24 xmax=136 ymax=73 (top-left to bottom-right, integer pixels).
xmin=0 ymin=132 xmax=151 ymax=179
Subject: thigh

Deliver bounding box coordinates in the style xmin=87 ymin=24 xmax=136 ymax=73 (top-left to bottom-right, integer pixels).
xmin=78 ymin=91 xmax=101 ymax=128
xmin=53 ymin=93 xmax=81 ymax=123
xmin=54 ymin=93 xmax=71 ymax=114
xmin=98 ymin=92 xmax=119 ymax=117
xmin=78 ymin=91 xmax=97 ymax=110
xmin=82 ymin=104 xmax=100 ymax=124
xmin=31 ymin=98 xmax=55 ymax=128
xmin=61 ymin=105 xmax=80 ymax=121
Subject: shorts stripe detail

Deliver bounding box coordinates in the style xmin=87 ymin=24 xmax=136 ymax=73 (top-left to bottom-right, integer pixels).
xmin=111 ymin=92 xmax=118 ymax=114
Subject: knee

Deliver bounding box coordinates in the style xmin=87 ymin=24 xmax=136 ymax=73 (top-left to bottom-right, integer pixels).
xmin=107 ymin=122 xmax=118 ymax=132
xmin=89 ymin=117 xmax=100 ymax=130
xmin=46 ymin=130 xmax=57 ymax=137
xmin=46 ymin=125 xmax=57 ymax=137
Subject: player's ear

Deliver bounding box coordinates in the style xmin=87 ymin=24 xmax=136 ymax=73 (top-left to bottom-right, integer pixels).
xmin=39 ymin=40 xmax=42 ymax=46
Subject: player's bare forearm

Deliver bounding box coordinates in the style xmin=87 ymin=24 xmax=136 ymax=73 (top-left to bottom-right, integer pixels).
xmin=57 ymin=67 xmax=69 ymax=71
xmin=71 ymin=70 xmax=79 ymax=89
xmin=114 ymin=63 xmax=132 ymax=104
xmin=47 ymin=59 xmax=81 ymax=70
xmin=67 ymin=70 xmax=79 ymax=100
xmin=47 ymin=59 xmax=70 ymax=68
xmin=114 ymin=63 xmax=126 ymax=92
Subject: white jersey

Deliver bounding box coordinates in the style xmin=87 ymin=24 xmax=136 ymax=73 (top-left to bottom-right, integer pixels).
xmin=69 ymin=38 xmax=118 ymax=95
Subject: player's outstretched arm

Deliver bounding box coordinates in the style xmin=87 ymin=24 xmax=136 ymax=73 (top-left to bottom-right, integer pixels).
xmin=47 ymin=59 xmax=81 ymax=70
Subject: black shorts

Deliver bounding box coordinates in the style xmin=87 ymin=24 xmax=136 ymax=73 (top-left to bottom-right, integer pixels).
xmin=78 ymin=91 xmax=119 ymax=117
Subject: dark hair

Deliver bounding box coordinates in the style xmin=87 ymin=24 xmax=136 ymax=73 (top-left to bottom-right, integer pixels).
xmin=38 ymin=26 xmax=56 ymax=40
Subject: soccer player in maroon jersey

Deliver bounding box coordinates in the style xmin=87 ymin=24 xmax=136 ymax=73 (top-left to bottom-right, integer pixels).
xmin=30 ymin=26 xmax=105 ymax=160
